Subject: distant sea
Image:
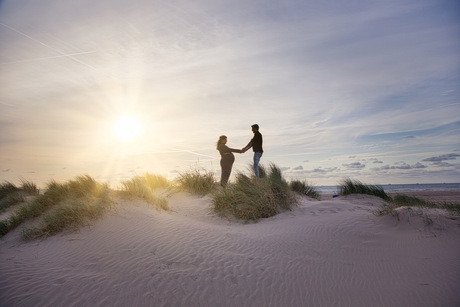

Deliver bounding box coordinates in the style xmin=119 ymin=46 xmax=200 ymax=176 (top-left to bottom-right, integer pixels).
xmin=315 ymin=183 xmax=460 ymax=194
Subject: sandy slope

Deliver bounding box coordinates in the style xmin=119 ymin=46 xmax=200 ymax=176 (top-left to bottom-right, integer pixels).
xmin=0 ymin=193 xmax=459 ymax=307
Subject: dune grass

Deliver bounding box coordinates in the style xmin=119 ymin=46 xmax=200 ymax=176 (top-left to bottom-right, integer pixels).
xmin=289 ymin=180 xmax=320 ymax=199
xmin=338 ymin=178 xmax=391 ymax=201
xmin=0 ymin=182 xmax=19 ymax=200
xmin=337 ymin=179 xmax=460 ymax=216
xmin=0 ymin=180 xmax=39 ymax=212
xmin=120 ymin=173 xmax=170 ymax=210
xmin=0 ymin=175 xmax=112 ymax=239
xmin=377 ymin=194 xmax=460 ymax=216
xmin=22 ymin=198 xmax=109 ymax=240
xmin=0 ymin=181 xmax=24 ymax=212
xmin=212 ymin=163 xmax=296 ymax=221
xmin=176 ymin=167 xmax=217 ymax=196
xmin=19 ymin=179 xmax=39 ymax=195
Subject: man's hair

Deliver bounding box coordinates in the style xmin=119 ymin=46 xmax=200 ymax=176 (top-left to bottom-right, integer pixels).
xmin=251 ymin=124 xmax=259 ymax=130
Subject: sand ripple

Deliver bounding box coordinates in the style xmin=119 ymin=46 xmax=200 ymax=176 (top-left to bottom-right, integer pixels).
xmin=1 ymin=193 xmax=459 ymax=306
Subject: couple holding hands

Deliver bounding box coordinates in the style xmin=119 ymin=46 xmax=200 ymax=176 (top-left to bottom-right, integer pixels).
xmin=216 ymin=124 xmax=263 ymax=187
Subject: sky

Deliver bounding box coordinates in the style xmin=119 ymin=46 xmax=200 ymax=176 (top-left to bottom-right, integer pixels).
xmin=1 ymin=0 xmax=459 ymax=187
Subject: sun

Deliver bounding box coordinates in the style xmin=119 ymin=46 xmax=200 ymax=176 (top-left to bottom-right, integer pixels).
xmin=114 ymin=116 xmax=140 ymax=141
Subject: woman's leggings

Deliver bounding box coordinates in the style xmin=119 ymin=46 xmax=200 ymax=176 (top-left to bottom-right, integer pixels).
xmin=220 ymin=154 xmax=235 ymax=187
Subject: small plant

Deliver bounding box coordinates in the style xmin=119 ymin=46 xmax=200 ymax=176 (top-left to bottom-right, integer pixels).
xmin=391 ymin=195 xmax=436 ymax=208
xmin=441 ymin=202 xmax=460 ymax=215
xmin=0 ymin=182 xmax=18 ymax=200
xmin=289 ymin=180 xmax=320 ymax=199
xmin=0 ymin=193 xmax=25 ymax=211
xmin=176 ymin=168 xmax=216 ymax=196
xmin=212 ymin=163 xmax=296 ymax=221
xmin=248 ymin=163 xmax=267 ymax=178
xmin=212 ymin=173 xmax=277 ymax=220
xmin=22 ymin=198 xmax=108 ymax=240
xmin=267 ymin=163 xmax=294 ymax=210
xmin=338 ymin=178 xmax=390 ymax=201
xmin=121 ymin=173 xmax=170 ymax=210
xmin=20 ymin=179 xmax=39 ymax=195
xmin=0 ymin=175 xmax=112 ymax=239
xmin=0 ymin=180 xmax=39 ymax=212
xmin=0 ymin=220 xmax=9 ymax=236
xmin=375 ymin=194 xmax=460 ymax=218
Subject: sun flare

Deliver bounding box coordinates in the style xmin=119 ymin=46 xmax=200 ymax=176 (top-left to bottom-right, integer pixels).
xmin=114 ymin=117 xmax=140 ymax=141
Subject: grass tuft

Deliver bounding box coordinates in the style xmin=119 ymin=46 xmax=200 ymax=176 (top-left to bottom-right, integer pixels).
xmin=0 ymin=182 xmax=18 ymax=200
xmin=176 ymin=168 xmax=216 ymax=196
xmin=0 ymin=180 xmax=39 ymax=212
xmin=376 ymin=194 xmax=460 ymax=216
xmin=289 ymin=180 xmax=320 ymax=199
xmin=120 ymin=173 xmax=170 ymax=210
xmin=338 ymin=178 xmax=391 ymax=201
xmin=0 ymin=175 xmax=112 ymax=239
xmin=20 ymin=179 xmax=39 ymax=195
xmin=212 ymin=163 xmax=296 ymax=221
xmin=0 ymin=193 xmax=25 ymax=211
xmin=22 ymin=198 xmax=107 ymax=240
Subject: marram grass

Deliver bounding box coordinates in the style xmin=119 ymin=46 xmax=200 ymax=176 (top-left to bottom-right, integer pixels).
xmin=0 ymin=175 xmax=112 ymax=239
xmin=176 ymin=167 xmax=217 ymax=196
xmin=376 ymin=194 xmax=460 ymax=216
xmin=0 ymin=180 xmax=38 ymax=212
xmin=337 ymin=179 xmax=460 ymax=217
xmin=338 ymin=178 xmax=391 ymax=201
xmin=22 ymin=198 xmax=108 ymax=240
xmin=289 ymin=180 xmax=320 ymax=199
xmin=212 ymin=163 xmax=296 ymax=221
xmin=120 ymin=173 xmax=170 ymax=210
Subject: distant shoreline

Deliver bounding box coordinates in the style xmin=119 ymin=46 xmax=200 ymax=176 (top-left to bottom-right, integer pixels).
xmin=315 ymin=183 xmax=460 ymax=194
xmin=320 ymin=190 xmax=460 ymax=203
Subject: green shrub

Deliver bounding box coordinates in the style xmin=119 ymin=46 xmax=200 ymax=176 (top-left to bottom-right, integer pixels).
xmin=338 ymin=178 xmax=390 ymax=201
xmin=176 ymin=168 xmax=216 ymax=196
xmin=289 ymin=180 xmax=320 ymax=199
xmin=212 ymin=163 xmax=296 ymax=221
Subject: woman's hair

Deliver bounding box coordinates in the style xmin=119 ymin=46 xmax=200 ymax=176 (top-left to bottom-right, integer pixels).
xmin=216 ymin=135 xmax=227 ymax=150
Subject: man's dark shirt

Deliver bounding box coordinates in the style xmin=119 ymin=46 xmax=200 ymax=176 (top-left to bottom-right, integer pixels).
xmin=251 ymin=131 xmax=263 ymax=153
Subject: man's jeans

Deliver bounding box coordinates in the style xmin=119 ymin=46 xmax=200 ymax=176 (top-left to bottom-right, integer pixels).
xmin=253 ymin=152 xmax=263 ymax=178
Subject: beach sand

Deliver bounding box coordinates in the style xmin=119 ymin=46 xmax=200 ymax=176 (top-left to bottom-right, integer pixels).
xmin=0 ymin=191 xmax=459 ymax=307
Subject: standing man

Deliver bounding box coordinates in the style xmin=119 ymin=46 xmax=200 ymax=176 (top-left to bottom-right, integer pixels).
xmin=242 ymin=124 xmax=263 ymax=178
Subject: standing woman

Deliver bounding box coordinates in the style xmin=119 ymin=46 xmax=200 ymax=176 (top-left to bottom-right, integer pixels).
xmin=216 ymin=135 xmax=242 ymax=187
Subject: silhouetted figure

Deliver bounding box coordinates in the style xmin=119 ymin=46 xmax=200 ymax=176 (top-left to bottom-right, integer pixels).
xmin=242 ymin=124 xmax=263 ymax=177
xmin=217 ymin=135 xmax=242 ymax=187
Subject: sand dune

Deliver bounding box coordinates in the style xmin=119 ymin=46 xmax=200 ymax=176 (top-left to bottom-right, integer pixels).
xmin=1 ymin=193 xmax=459 ymax=307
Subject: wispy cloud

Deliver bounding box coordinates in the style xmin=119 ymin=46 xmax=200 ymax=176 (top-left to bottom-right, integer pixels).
xmin=0 ymin=0 xmax=459 ymax=185
xmin=422 ymin=153 xmax=460 ymax=162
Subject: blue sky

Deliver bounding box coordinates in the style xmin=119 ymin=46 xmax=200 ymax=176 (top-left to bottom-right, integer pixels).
xmin=1 ymin=0 xmax=459 ymax=187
